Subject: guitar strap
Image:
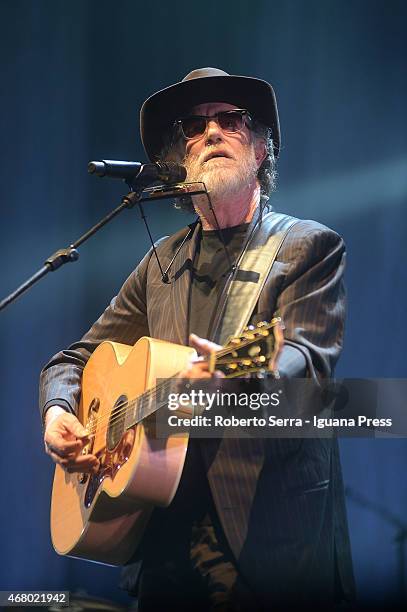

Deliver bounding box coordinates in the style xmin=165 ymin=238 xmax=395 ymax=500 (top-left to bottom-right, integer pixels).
xmin=210 ymin=210 xmax=299 ymax=346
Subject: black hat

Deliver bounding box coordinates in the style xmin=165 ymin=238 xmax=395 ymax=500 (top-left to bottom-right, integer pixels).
xmin=140 ymin=67 xmax=280 ymax=161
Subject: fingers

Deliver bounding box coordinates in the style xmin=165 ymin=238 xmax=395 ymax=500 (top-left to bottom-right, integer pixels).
xmin=189 ymin=333 xmax=222 ymax=356
xmin=45 ymin=436 xmax=100 ymax=473
xmin=45 ymin=430 xmax=88 ymax=459
xmin=44 ymin=412 xmax=98 ymax=472
xmin=179 ymin=360 xmax=213 ymax=379
xmin=269 ymin=321 xmax=285 ymax=372
xmin=60 ymin=413 xmax=89 ymax=439
xmin=186 ymin=335 xmax=225 ymax=378
xmin=45 ymin=438 xmax=84 ymax=458
xmin=45 ymin=413 xmax=88 ymax=442
xmin=47 ymin=448 xmax=100 ymax=474
xmin=179 ymin=355 xmax=225 ymax=381
xmin=212 ymin=369 xmax=225 ymax=378
xmin=64 ymin=454 xmax=99 ymax=474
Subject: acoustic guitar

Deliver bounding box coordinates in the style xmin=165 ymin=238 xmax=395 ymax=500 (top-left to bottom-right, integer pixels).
xmin=50 ymin=319 xmax=281 ymax=565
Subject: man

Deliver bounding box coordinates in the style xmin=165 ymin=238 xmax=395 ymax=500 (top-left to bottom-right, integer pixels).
xmin=41 ymin=68 xmax=356 ymax=610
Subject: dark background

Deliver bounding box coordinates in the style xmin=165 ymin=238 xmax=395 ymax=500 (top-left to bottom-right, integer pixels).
xmin=0 ymin=0 xmax=406 ymax=607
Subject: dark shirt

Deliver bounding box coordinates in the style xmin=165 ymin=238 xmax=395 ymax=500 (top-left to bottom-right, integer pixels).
xmin=189 ymin=223 xmax=250 ymax=339
xmin=142 ymin=224 xmax=251 ymax=557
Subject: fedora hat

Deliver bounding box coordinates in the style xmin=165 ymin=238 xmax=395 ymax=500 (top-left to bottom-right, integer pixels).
xmin=140 ymin=67 xmax=280 ymax=161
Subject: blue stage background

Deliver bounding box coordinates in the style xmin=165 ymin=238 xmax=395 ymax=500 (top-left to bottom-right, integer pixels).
xmin=0 ymin=0 xmax=406 ymax=607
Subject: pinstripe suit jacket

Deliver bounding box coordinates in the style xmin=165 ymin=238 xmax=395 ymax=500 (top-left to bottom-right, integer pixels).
xmin=40 ymin=214 xmax=356 ymax=604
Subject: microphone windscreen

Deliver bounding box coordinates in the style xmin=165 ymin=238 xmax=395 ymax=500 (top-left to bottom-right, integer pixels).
xmin=157 ymin=162 xmax=187 ymax=183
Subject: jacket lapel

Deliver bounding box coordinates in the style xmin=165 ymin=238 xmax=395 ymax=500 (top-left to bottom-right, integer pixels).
xmin=167 ymin=220 xmax=201 ymax=345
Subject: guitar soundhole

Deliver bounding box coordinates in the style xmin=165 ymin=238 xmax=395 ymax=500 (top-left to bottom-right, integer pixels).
xmin=107 ymin=394 xmax=128 ymax=451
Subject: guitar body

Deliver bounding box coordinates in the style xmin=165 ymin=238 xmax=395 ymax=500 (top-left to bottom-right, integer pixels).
xmin=50 ymin=337 xmax=196 ymax=565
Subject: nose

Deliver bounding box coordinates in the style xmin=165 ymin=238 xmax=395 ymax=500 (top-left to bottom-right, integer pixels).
xmin=205 ymin=117 xmax=223 ymax=145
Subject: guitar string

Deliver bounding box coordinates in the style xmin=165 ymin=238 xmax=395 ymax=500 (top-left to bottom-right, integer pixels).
xmin=83 ymin=364 xmax=269 ymax=447
xmin=85 ymin=339 xmax=241 ymax=434
xmin=83 ymin=376 xmax=176 ymax=439
xmin=82 ymin=364 xmax=273 ymax=449
xmin=75 ymin=324 xmax=276 ymax=442
xmin=78 ymin=326 xmax=275 ymax=442
xmin=51 ymin=357 xmax=277 ymax=527
xmin=85 ymin=369 xmax=211 ymax=441
xmin=85 ymin=354 xmax=232 ymax=438
xmin=51 ymin=345 xmax=278 ymax=523
xmin=83 ymin=342 xmax=273 ymax=441
xmin=50 ymin=362 xmax=271 ymax=525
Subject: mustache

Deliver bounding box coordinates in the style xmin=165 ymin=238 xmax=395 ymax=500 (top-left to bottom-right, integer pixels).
xmin=183 ymin=143 xmax=258 ymax=204
xmin=184 ymin=147 xmax=235 ymax=168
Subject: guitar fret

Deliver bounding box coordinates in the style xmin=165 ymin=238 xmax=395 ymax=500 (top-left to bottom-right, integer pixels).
xmin=122 ymin=379 xmax=183 ymax=431
xmin=121 ymin=322 xmax=277 ymax=431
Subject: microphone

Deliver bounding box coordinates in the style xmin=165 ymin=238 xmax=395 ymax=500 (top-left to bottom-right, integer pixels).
xmin=88 ymin=160 xmax=187 ymax=184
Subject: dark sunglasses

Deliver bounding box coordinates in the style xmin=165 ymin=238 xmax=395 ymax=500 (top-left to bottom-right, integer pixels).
xmin=174 ymin=109 xmax=252 ymax=140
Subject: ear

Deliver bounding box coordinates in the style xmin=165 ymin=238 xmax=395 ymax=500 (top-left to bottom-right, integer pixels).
xmin=254 ymin=138 xmax=267 ymax=169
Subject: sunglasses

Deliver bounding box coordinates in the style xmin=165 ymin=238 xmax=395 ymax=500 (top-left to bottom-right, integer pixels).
xmin=174 ymin=109 xmax=252 ymax=140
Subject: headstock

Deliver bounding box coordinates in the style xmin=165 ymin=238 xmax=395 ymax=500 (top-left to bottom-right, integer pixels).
xmin=210 ymin=318 xmax=284 ymax=378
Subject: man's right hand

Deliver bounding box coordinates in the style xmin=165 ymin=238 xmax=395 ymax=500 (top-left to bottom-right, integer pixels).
xmin=44 ymin=406 xmax=100 ymax=474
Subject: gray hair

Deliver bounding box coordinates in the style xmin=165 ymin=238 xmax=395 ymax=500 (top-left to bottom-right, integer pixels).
xmin=251 ymin=119 xmax=278 ymax=210
xmin=159 ymin=118 xmax=277 ymax=213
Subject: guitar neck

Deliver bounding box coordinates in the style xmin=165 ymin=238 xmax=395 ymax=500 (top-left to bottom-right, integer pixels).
xmin=122 ymin=320 xmax=277 ymax=429
xmin=124 ymin=376 xmax=179 ymax=429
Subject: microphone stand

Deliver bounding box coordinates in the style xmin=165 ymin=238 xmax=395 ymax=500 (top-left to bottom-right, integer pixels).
xmin=0 ymin=181 xmax=208 ymax=312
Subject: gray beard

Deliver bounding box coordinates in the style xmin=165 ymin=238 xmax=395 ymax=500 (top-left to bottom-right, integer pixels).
xmin=184 ymin=145 xmax=258 ymax=203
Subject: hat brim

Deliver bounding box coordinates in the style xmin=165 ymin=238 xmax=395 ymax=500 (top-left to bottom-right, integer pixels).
xmin=140 ymin=74 xmax=280 ymax=160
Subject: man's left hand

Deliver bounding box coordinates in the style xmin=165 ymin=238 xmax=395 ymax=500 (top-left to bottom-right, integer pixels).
xmin=178 ymin=333 xmax=224 ymax=379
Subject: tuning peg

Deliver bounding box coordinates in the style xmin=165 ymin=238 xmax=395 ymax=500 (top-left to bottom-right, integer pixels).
xmin=248 ymin=345 xmax=261 ymax=357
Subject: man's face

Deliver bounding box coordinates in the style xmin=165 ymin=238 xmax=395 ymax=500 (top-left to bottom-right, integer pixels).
xmin=182 ymin=102 xmax=265 ymax=202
